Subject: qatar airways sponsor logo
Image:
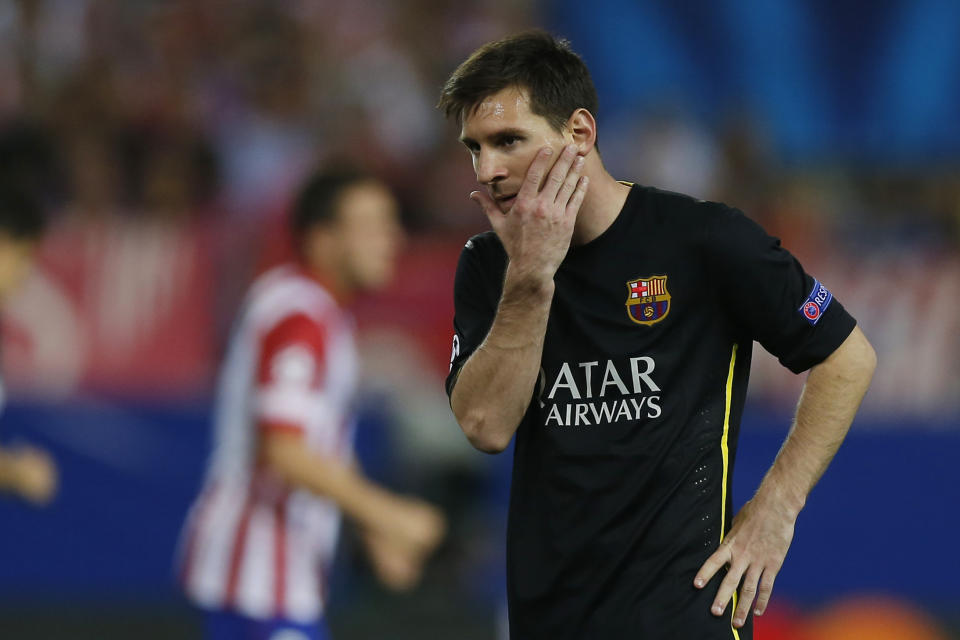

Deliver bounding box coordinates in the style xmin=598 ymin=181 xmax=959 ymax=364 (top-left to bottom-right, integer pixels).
xmin=537 ymin=356 xmax=662 ymax=427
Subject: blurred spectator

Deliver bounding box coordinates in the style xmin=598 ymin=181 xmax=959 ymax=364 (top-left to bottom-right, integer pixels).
xmin=0 ymin=178 xmax=57 ymax=505
xmin=0 ymin=119 xmax=62 ymax=211
xmin=626 ymin=106 xmax=721 ymax=199
xmin=207 ymin=5 xmax=318 ymax=222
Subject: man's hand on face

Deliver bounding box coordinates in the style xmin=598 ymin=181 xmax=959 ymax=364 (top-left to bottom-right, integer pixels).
xmin=470 ymin=144 xmax=588 ymax=286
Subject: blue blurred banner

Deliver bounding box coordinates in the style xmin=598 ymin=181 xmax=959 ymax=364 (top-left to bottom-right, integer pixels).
xmin=0 ymin=400 xmax=957 ymax=612
xmin=547 ymin=0 xmax=960 ymax=161
xmin=0 ymin=400 xmax=209 ymax=601
xmin=732 ymin=406 xmax=960 ymax=612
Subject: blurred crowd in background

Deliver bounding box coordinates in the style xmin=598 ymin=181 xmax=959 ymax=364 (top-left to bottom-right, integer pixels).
xmin=0 ymin=0 xmax=958 ymax=639
xmin=0 ymin=0 xmax=957 ymax=413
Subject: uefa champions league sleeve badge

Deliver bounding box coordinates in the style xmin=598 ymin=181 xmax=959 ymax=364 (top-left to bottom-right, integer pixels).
xmin=798 ymin=278 xmax=833 ymax=326
xmin=626 ymin=275 xmax=671 ymax=326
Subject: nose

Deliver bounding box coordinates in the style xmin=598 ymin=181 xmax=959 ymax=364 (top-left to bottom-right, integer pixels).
xmin=475 ymin=150 xmax=507 ymax=186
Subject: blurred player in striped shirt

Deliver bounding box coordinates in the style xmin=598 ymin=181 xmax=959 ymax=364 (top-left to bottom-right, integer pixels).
xmin=178 ymin=168 xmax=446 ymax=640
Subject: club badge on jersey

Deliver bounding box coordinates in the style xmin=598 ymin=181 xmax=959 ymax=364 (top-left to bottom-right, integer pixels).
xmin=626 ymin=275 xmax=671 ymax=326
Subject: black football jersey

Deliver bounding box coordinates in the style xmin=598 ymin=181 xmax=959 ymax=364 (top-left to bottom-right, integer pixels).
xmin=446 ymin=184 xmax=856 ymax=639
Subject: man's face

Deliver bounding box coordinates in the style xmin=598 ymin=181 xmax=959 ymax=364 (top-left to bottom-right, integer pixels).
xmin=460 ymin=86 xmax=570 ymax=213
xmin=328 ymin=181 xmax=403 ymax=292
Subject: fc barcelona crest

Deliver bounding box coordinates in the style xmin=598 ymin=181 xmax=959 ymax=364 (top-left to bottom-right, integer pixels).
xmin=625 ymin=275 xmax=671 ymax=326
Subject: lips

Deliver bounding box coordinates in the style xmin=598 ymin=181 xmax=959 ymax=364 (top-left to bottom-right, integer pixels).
xmin=497 ymin=194 xmax=517 ymax=208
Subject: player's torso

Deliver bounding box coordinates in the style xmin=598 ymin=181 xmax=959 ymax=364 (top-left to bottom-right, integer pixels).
xmin=533 ymin=194 xmax=738 ymax=443
xmin=505 ymin=186 xmax=752 ymax=638
xmin=181 ymin=265 xmax=359 ymax=622
xmin=518 ymin=185 xmax=741 ymax=486
xmin=214 ymin=265 xmax=359 ymax=473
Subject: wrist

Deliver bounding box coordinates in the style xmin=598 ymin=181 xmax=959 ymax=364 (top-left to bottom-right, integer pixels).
xmin=502 ymin=265 xmax=555 ymax=303
xmin=351 ymin=483 xmax=399 ymax=533
xmin=755 ymin=477 xmax=806 ymax=519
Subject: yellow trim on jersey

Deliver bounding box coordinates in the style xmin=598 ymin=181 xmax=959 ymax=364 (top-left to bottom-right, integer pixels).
xmin=720 ymin=343 xmax=741 ymax=640
xmin=720 ymin=343 xmax=737 ymax=538
xmin=730 ymin=591 xmax=741 ymax=640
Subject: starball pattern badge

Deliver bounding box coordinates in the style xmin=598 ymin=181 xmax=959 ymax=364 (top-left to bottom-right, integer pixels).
xmin=625 ymin=276 xmax=671 ymax=326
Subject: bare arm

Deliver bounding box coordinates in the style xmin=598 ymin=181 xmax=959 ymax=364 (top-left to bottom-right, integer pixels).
xmin=451 ymin=271 xmax=554 ymax=453
xmin=751 ymin=324 xmax=876 ymax=518
xmin=261 ymin=430 xmax=445 ymax=553
xmin=695 ymin=325 xmax=877 ymax=628
xmin=451 ymin=145 xmax=588 ymax=453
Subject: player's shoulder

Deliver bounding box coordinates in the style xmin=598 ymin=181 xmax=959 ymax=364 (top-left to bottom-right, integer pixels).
xmin=453 ymin=231 xmax=508 ymax=295
xmin=458 ymin=230 xmax=506 ymax=268
xmin=462 ymin=230 xmax=504 ymax=255
xmin=628 ymin=184 xmax=753 ymax=251
xmin=633 ymin=183 xmax=734 ymax=223
xmin=245 ymin=264 xmax=340 ymax=328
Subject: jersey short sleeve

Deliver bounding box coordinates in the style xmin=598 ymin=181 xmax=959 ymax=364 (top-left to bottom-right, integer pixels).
xmin=702 ymin=205 xmax=856 ymax=373
xmin=445 ymin=234 xmax=507 ymax=397
xmin=255 ymin=312 xmax=327 ymax=433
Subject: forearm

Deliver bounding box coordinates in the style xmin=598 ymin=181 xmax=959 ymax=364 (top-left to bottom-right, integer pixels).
xmin=451 ymin=266 xmax=554 ymax=453
xmin=755 ymin=326 xmax=877 ymax=515
xmin=696 ymin=331 xmax=875 ymax=624
xmin=263 ymin=434 xmax=398 ymax=533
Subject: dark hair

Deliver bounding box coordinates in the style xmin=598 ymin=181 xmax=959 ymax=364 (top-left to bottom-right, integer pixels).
xmin=290 ymin=167 xmax=371 ymax=245
xmin=438 ymin=30 xmax=599 ymax=132
xmin=0 ymin=180 xmax=47 ymax=240
xmin=0 ymin=119 xmax=62 ymax=211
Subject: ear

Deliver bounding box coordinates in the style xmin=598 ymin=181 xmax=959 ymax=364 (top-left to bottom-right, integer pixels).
xmin=566 ymin=108 xmax=597 ymax=155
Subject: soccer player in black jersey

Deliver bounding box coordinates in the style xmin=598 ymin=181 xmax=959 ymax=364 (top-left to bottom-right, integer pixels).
xmin=439 ymin=31 xmax=877 ymax=639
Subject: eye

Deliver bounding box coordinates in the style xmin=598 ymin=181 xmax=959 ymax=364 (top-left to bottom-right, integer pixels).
xmin=500 ymin=135 xmax=521 ymax=148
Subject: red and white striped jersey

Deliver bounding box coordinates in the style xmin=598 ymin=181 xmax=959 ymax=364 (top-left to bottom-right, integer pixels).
xmin=178 ymin=264 xmax=359 ymax=623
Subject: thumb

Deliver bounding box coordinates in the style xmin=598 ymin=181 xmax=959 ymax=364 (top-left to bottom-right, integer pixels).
xmin=470 ymin=190 xmax=504 ymax=228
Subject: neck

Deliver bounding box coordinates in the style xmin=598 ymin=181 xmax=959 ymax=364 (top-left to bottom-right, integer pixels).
xmin=570 ymin=158 xmax=630 ymax=246
xmin=300 ymin=260 xmax=353 ymax=306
